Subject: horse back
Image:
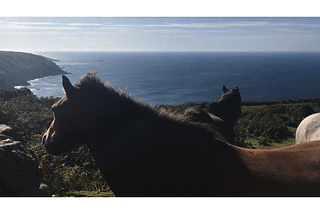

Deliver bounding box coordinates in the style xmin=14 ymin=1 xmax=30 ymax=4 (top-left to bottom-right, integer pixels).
xmin=234 ymin=140 xmax=320 ymax=196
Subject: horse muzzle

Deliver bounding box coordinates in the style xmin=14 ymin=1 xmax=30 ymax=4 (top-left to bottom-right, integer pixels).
xmin=42 ymin=128 xmax=62 ymax=155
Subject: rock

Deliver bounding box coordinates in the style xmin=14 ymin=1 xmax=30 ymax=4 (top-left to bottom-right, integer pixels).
xmin=0 ymin=124 xmax=13 ymax=136
xmin=0 ymin=140 xmax=42 ymax=196
xmin=0 ymin=124 xmax=43 ymax=196
xmin=0 ymin=121 xmax=23 ymax=142
xmin=0 ymin=124 xmax=14 ymax=143
xmin=38 ymin=182 xmax=52 ymax=196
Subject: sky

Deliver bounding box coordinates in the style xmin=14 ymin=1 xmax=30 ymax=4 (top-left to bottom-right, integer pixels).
xmin=1 ymin=1 xmax=320 ymax=53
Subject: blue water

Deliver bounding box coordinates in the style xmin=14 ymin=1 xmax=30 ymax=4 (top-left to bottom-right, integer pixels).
xmin=25 ymin=51 xmax=320 ymax=106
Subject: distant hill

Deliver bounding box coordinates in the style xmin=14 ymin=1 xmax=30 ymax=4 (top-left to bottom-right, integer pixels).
xmin=0 ymin=51 xmax=68 ymax=90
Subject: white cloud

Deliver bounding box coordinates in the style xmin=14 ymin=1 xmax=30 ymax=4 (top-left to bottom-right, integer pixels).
xmin=67 ymin=23 xmax=102 ymax=26
xmin=143 ymin=21 xmax=320 ymax=32
xmin=10 ymin=21 xmax=57 ymax=25
xmin=0 ymin=17 xmax=319 ymax=52
xmin=0 ymin=20 xmax=77 ymax=31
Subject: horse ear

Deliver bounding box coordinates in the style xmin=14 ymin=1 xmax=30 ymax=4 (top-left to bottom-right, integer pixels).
xmin=62 ymin=75 xmax=77 ymax=98
xmin=223 ymin=85 xmax=227 ymax=93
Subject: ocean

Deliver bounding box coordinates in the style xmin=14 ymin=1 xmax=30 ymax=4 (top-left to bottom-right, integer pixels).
xmin=24 ymin=51 xmax=320 ymax=106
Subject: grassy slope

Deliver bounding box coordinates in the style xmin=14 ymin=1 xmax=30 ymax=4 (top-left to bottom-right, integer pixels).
xmin=0 ymin=51 xmax=67 ymax=89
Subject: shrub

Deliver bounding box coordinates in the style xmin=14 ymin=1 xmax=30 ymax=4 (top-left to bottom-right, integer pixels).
xmin=0 ymin=88 xmax=108 ymax=196
xmin=235 ymin=109 xmax=293 ymax=146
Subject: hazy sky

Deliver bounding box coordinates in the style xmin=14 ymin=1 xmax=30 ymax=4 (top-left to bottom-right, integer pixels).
xmin=1 ymin=17 xmax=320 ymax=52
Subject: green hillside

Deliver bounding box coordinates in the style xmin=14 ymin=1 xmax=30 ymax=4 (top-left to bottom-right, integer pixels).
xmin=0 ymin=51 xmax=67 ymax=89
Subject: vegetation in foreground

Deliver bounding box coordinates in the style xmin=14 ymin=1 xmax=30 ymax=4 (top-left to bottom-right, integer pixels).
xmin=1 ymin=88 xmax=320 ymax=196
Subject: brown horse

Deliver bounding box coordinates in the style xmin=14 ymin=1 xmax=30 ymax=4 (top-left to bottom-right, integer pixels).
xmin=173 ymin=86 xmax=241 ymax=143
xmin=43 ymin=73 xmax=320 ymax=196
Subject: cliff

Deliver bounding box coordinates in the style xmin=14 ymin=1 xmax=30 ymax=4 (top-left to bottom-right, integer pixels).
xmin=0 ymin=51 xmax=67 ymax=90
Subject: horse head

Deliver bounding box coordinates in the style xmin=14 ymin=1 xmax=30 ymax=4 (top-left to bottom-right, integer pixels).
xmin=221 ymin=85 xmax=240 ymax=102
xmin=207 ymin=85 xmax=241 ymax=122
xmin=42 ymin=75 xmax=89 ymax=155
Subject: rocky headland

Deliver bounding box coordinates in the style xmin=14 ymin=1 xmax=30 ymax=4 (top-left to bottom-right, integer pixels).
xmin=0 ymin=51 xmax=67 ymax=90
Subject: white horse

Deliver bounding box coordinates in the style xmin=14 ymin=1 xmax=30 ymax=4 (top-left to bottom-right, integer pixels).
xmin=296 ymin=113 xmax=320 ymax=144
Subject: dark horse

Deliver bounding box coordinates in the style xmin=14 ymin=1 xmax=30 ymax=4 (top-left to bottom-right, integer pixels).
xmin=43 ymin=73 xmax=320 ymax=196
xmin=173 ymin=86 xmax=241 ymax=143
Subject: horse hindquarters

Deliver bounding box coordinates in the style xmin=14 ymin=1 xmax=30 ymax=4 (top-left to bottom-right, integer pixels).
xmin=236 ymin=142 xmax=320 ymax=196
xmin=296 ymin=113 xmax=320 ymax=144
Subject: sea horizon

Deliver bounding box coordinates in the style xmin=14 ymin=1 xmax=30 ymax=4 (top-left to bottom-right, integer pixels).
xmin=22 ymin=51 xmax=320 ymax=105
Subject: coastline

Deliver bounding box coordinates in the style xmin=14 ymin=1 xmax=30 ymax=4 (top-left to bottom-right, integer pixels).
xmin=13 ymin=72 xmax=72 ymax=90
xmin=0 ymin=51 xmax=68 ymax=90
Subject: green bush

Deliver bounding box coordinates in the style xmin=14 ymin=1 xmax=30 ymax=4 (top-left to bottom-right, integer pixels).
xmin=234 ymin=101 xmax=320 ymax=147
xmin=235 ymin=109 xmax=293 ymax=146
xmin=0 ymin=88 xmax=109 ymax=196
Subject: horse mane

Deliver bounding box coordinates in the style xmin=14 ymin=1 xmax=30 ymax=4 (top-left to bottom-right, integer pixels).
xmin=73 ymin=73 xmax=224 ymax=139
xmin=74 ymin=72 xmax=129 ymax=99
xmin=75 ymin=72 xmax=108 ymax=90
xmin=74 ymin=72 xmax=154 ymax=109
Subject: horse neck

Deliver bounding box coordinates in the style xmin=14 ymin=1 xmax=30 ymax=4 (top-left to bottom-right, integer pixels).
xmin=208 ymin=100 xmax=240 ymax=126
xmin=85 ymin=100 xmax=219 ymax=169
xmin=84 ymin=100 xmax=158 ymax=165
